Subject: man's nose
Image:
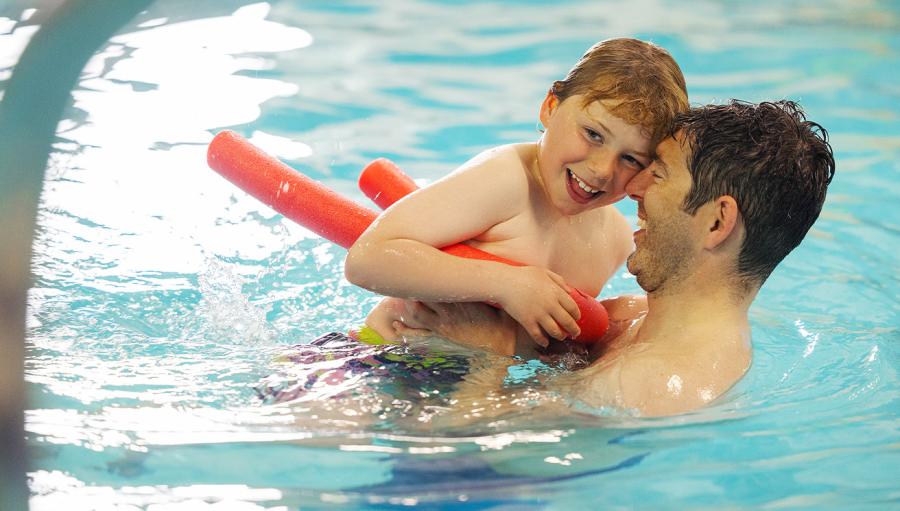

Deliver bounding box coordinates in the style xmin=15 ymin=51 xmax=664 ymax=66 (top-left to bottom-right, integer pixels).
xmin=626 ymin=167 xmax=652 ymax=200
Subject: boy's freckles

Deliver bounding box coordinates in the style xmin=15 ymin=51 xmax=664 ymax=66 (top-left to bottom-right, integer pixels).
xmin=581 ymin=100 xmax=652 ymax=160
xmin=538 ymin=94 xmax=652 ymax=213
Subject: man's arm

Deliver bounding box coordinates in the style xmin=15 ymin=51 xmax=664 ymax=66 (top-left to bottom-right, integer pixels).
xmin=391 ymin=301 xmax=538 ymax=358
xmin=390 ymin=297 xmax=653 ymax=419
xmin=394 ymin=295 xmax=649 ymax=360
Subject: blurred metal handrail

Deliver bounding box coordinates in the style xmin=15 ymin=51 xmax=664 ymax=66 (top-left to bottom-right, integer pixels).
xmin=0 ymin=1 xmax=151 ymax=509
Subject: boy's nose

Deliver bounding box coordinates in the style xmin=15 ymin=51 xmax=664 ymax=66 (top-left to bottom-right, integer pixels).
xmin=588 ymin=150 xmax=617 ymax=180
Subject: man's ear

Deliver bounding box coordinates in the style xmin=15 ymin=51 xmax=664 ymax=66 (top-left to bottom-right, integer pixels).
xmin=539 ymin=90 xmax=559 ymax=126
xmin=705 ymin=195 xmax=740 ymax=250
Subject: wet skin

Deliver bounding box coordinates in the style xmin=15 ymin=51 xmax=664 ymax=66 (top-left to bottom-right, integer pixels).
xmin=536 ymin=94 xmax=652 ymax=216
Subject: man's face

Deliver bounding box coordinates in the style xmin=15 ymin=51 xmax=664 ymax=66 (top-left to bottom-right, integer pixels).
xmin=624 ymin=134 xmax=706 ymax=295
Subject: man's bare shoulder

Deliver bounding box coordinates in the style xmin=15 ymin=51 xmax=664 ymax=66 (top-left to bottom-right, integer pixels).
xmin=601 ymin=295 xmax=648 ymax=321
xmin=616 ymin=340 xmax=749 ymax=417
xmin=616 ymin=353 xmax=699 ymax=416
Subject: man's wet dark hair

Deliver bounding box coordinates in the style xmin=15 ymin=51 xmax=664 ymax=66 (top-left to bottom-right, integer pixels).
xmin=675 ymin=100 xmax=836 ymax=287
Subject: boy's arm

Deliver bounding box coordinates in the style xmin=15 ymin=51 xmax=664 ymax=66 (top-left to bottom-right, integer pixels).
xmin=345 ymin=146 xmax=580 ymax=346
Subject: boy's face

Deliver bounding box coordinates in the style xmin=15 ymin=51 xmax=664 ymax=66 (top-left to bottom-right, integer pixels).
xmin=537 ymin=93 xmax=652 ymax=215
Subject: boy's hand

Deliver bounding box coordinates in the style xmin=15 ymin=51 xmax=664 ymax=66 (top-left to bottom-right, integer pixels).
xmin=496 ymin=266 xmax=581 ymax=347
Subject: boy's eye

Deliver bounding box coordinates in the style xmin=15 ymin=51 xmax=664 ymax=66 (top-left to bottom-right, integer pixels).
xmin=623 ymin=155 xmax=646 ymax=170
xmin=584 ymin=128 xmax=604 ymax=143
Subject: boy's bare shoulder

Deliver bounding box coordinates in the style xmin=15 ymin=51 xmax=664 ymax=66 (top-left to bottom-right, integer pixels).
xmin=573 ymin=200 xmax=631 ymax=236
xmin=603 ymin=207 xmax=635 ymax=263
xmin=457 ymin=143 xmax=534 ymax=173
xmin=564 ymin=207 xmax=633 ymax=291
xmin=427 ymin=143 xmax=531 ymax=197
xmin=605 ymin=205 xmax=631 ymax=230
xmin=444 ymin=143 xmax=536 ymax=195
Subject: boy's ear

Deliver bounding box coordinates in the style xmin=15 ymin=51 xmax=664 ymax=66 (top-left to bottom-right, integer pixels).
xmin=704 ymin=195 xmax=741 ymax=250
xmin=539 ymin=91 xmax=559 ymax=126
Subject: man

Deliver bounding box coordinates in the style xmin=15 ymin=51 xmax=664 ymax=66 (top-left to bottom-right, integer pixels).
xmin=389 ymin=100 xmax=836 ymax=417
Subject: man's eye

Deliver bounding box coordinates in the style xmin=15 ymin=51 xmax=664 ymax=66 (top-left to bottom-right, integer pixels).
xmin=585 ymin=128 xmax=603 ymax=143
xmin=623 ymin=155 xmax=645 ymax=170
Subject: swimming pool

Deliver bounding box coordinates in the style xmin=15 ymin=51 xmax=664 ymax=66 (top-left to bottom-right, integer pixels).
xmin=3 ymin=0 xmax=898 ymax=508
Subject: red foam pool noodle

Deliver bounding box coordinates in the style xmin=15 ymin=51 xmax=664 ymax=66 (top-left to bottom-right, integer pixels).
xmin=207 ymin=131 xmax=608 ymax=343
xmin=207 ymin=130 xmax=375 ymax=249
xmin=359 ymin=158 xmax=418 ymax=210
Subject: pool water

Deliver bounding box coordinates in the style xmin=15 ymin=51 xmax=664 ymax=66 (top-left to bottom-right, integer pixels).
xmin=3 ymin=0 xmax=898 ymax=509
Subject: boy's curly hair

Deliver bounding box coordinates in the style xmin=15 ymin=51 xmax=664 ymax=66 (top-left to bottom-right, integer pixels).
xmin=551 ymin=38 xmax=689 ymax=147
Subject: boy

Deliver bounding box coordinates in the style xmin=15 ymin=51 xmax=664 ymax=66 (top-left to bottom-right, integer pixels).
xmin=345 ymin=38 xmax=688 ymax=347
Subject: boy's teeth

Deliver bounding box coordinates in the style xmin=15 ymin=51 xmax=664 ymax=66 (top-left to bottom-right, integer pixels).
xmin=637 ymin=218 xmax=647 ymax=229
xmin=569 ymin=170 xmax=600 ymax=194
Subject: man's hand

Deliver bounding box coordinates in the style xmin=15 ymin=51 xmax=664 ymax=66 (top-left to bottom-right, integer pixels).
xmin=363 ymin=297 xmax=411 ymax=342
xmin=391 ymin=301 xmax=522 ymax=356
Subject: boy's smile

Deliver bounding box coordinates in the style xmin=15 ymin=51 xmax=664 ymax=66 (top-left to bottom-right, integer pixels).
xmin=566 ymin=168 xmax=604 ymax=203
xmin=537 ymin=94 xmax=651 ymax=215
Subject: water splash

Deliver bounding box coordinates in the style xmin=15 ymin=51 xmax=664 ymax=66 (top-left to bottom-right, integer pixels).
xmin=197 ymin=258 xmax=273 ymax=345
